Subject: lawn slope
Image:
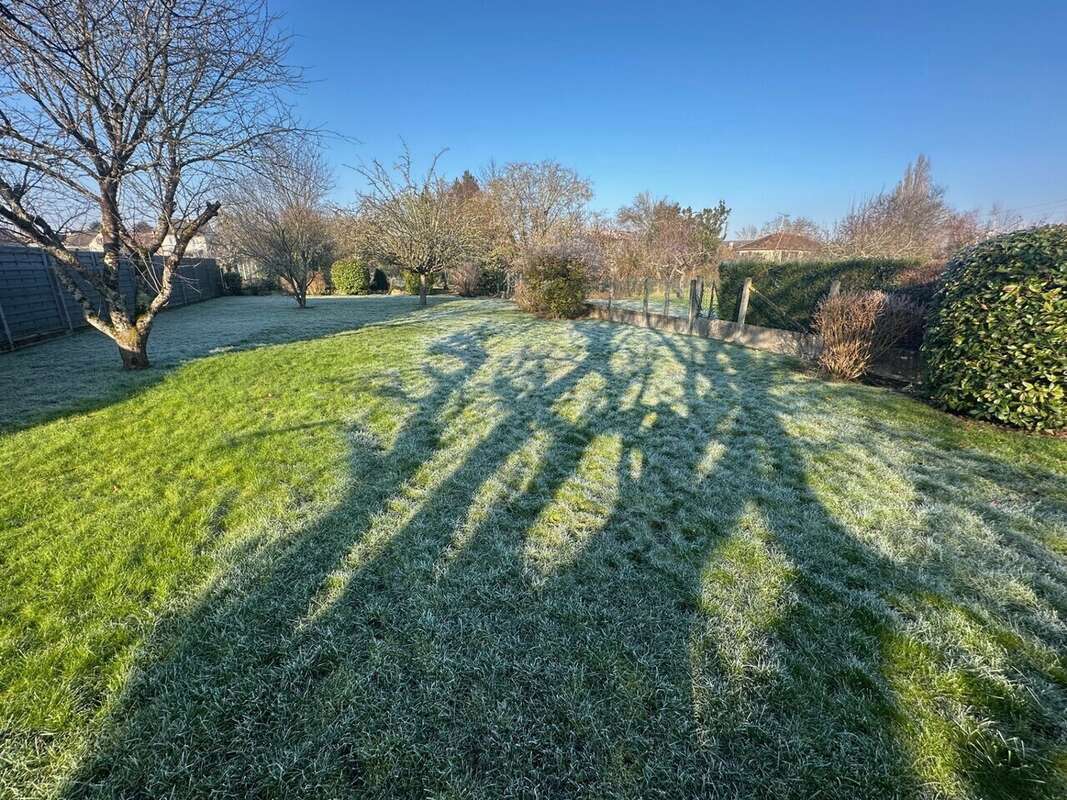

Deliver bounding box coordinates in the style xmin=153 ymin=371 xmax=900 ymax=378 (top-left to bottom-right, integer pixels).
xmin=1 ymin=296 xmax=1065 ymax=799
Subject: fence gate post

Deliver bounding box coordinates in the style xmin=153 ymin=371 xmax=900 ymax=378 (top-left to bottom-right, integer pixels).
xmin=737 ymin=277 xmax=753 ymax=326
xmin=687 ymin=278 xmax=698 ymax=333
xmin=642 ymin=278 xmax=650 ymax=327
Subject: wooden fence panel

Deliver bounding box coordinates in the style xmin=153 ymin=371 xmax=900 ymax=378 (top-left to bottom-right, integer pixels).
xmin=0 ymin=244 xmax=222 ymax=350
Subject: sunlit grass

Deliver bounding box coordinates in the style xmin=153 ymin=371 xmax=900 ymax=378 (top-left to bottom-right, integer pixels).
xmin=1 ymin=295 xmax=1065 ymax=798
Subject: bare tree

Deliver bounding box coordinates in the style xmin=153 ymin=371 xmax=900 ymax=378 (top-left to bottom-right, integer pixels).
xmin=218 ymin=146 xmax=334 ymax=308
xmin=830 ymin=155 xmax=951 ymax=261
xmin=483 ymin=160 xmax=592 ymax=290
xmin=618 ymin=193 xmax=703 ymax=315
xmin=0 ymin=0 xmax=300 ymax=368
xmin=356 ymin=148 xmax=482 ymax=306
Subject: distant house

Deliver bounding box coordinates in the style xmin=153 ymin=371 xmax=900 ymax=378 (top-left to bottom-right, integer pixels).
xmin=62 ymin=228 xmax=213 ymax=257
xmin=734 ymin=232 xmax=823 ymax=262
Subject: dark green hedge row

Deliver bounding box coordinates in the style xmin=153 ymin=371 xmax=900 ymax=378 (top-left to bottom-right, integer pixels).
xmin=718 ymin=258 xmax=924 ymax=331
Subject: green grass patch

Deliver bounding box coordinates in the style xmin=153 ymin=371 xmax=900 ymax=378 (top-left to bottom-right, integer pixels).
xmin=1 ymin=295 xmax=1065 ymax=798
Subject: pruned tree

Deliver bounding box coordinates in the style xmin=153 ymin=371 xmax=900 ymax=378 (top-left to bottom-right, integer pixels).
xmin=483 ymin=160 xmax=592 ymax=290
xmin=0 ymin=0 xmax=300 ymax=368
xmin=617 ymin=193 xmax=704 ymax=315
xmin=357 ymin=148 xmax=482 ymax=306
xmin=217 ymin=146 xmax=334 ymax=308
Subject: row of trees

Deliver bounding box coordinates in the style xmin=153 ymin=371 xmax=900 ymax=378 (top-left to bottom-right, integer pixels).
xmin=211 ymin=143 xmax=735 ymax=318
xmin=738 ymin=155 xmax=1026 ymax=263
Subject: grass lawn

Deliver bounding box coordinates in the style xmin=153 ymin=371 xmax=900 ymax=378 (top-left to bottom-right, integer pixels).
xmin=1 ymin=295 xmax=1065 ymax=799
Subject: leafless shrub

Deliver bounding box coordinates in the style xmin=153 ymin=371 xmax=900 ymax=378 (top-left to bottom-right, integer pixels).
xmin=814 ymin=290 xmax=923 ymax=380
xmin=448 ymin=262 xmax=483 ymax=296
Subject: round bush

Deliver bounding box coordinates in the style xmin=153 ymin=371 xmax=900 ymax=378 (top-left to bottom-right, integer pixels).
xmin=331 ymin=258 xmax=369 ymax=295
xmin=221 ymin=270 xmax=242 ymax=295
xmin=516 ymin=250 xmax=588 ymax=319
xmin=922 ymin=225 xmax=1066 ymax=430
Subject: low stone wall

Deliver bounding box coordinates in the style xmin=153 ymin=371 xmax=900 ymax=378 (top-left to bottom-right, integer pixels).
xmin=585 ymin=303 xmax=920 ymax=382
xmin=585 ymin=303 xmax=820 ymax=359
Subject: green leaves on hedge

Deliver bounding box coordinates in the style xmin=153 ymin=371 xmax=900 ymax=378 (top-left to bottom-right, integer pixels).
xmin=922 ymin=225 xmax=1067 ymax=431
xmin=331 ymin=259 xmax=370 ymax=295
xmin=518 ymin=251 xmax=588 ymax=319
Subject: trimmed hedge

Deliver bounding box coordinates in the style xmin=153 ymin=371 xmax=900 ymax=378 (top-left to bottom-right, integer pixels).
xmin=331 ymin=259 xmax=370 ymax=295
xmin=369 ymin=268 xmax=390 ymax=293
xmin=403 ymin=270 xmax=435 ymax=295
xmin=922 ymin=225 xmax=1066 ymax=431
xmin=516 ymin=250 xmax=588 ymax=319
xmin=718 ymin=258 xmax=922 ymax=331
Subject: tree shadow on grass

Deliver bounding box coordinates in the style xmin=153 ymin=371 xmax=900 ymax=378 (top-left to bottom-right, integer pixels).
xmin=54 ymin=317 xmax=1067 ymax=798
xmin=0 ymin=295 xmax=457 ymax=433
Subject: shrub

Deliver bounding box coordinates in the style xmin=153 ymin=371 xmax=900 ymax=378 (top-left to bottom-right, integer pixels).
xmin=403 ymin=270 xmax=435 ymax=295
xmin=369 ymin=268 xmax=390 ymax=293
xmin=243 ymin=278 xmax=274 ymax=295
xmin=306 ymin=271 xmax=330 ymax=296
xmin=448 ymin=262 xmax=507 ymax=297
xmin=332 ymin=258 xmax=370 ymax=295
xmin=476 ymin=264 xmax=507 ymax=297
xmin=814 ymin=290 xmax=922 ymax=380
xmin=922 ymin=225 xmax=1067 ymax=430
xmin=719 ymin=258 xmax=921 ymax=329
xmin=449 ymin=262 xmax=481 ymax=296
xmin=516 ymin=250 xmax=588 ymax=319
xmin=221 ymin=270 xmax=242 ymax=295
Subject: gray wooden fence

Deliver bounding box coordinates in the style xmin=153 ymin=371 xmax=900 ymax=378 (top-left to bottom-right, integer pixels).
xmin=0 ymin=244 xmax=222 ymax=350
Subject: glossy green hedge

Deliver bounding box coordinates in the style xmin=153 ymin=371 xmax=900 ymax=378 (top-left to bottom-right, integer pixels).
xmin=331 ymin=259 xmax=369 ymax=295
xmin=922 ymin=225 xmax=1067 ymax=430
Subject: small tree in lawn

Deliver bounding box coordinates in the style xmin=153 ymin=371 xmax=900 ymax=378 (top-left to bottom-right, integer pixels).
xmin=219 ymin=147 xmax=333 ymax=308
xmin=0 ymin=0 xmax=300 ymax=368
xmin=357 ymin=149 xmax=480 ymax=307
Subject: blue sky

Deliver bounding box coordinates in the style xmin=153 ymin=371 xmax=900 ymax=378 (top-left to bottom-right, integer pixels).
xmin=274 ymin=0 xmax=1067 ymax=233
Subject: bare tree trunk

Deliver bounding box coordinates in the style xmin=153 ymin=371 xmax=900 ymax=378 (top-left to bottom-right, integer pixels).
xmin=116 ymin=327 xmax=150 ymax=370
xmin=419 ymin=272 xmax=429 ymax=307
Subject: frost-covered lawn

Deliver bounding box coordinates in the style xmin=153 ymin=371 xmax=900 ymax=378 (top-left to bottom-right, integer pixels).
xmin=1 ymin=296 xmax=1065 ymax=799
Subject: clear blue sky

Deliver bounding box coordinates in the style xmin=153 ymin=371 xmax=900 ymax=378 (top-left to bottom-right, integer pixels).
xmin=274 ymin=0 xmax=1067 ymax=233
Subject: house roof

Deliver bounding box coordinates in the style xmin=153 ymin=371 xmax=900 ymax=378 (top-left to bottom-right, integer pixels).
xmin=736 ymin=232 xmax=822 ymax=253
xmin=63 ymin=230 xmax=99 ymax=248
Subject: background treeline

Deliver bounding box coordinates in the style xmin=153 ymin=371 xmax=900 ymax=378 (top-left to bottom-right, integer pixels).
xmin=216 ymin=151 xmax=1036 ymax=312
